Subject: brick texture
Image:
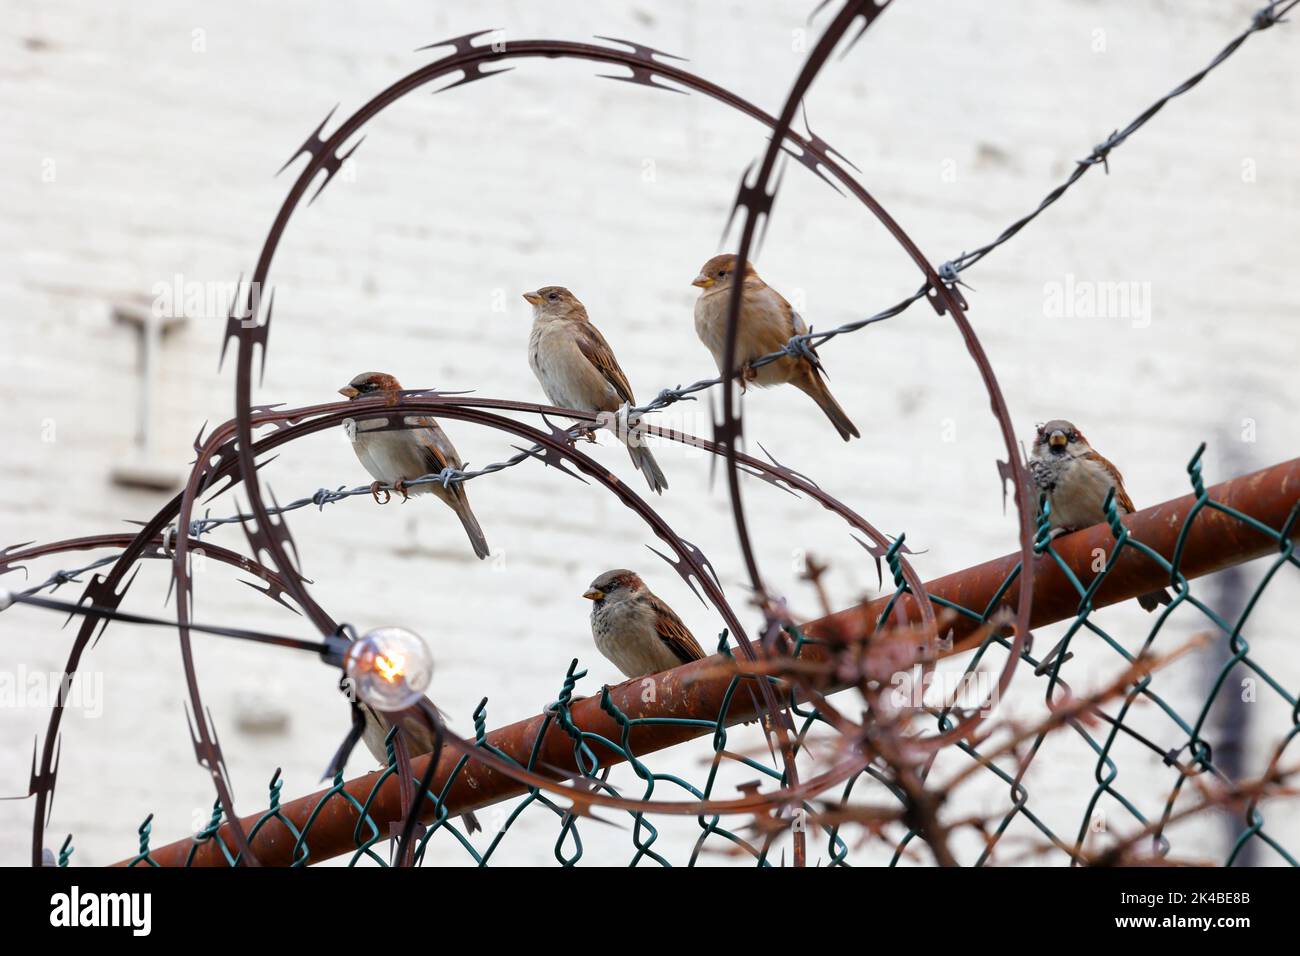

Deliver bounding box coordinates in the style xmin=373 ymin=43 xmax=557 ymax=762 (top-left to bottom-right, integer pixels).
xmin=1 ymin=1 xmax=1297 ymax=865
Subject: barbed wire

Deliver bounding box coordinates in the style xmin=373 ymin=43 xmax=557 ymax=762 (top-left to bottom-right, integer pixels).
xmin=14 ymin=0 xmax=1292 ymax=601
xmin=640 ymin=0 xmax=1299 ymax=410
xmin=16 ymin=554 xmax=122 ymax=599
xmin=7 ymin=1 xmax=1298 ymax=869
xmin=111 ymin=445 xmax=1300 ymax=866
xmin=944 ymin=0 xmax=1297 ymax=277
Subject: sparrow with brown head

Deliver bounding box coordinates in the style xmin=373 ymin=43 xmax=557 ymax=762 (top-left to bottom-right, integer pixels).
xmin=692 ymin=254 xmax=859 ymax=441
xmin=339 ymin=372 xmax=490 ymax=560
xmin=524 ymin=287 xmax=668 ymax=494
xmin=583 ymin=569 xmax=705 ymax=678
xmin=1028 ymin=419 xmax=1172 ymax=612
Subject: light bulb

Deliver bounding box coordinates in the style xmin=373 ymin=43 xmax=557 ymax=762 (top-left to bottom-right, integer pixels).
xmin=343 ymin=626 xmax=433 ymax=710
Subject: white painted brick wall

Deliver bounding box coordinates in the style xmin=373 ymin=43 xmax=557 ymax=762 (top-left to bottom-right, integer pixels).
xmin=2 ymin=0 xmax=1297 ymax=866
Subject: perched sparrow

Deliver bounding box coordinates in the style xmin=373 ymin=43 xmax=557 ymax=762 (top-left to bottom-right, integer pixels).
xmin=357 ymin=702 xmax=481 ymax=835
xmin=524 ymin=287 xmax=668 ymax=494
xmin=338 ymin=372 xmax=490 ymax=560
xmin=583 ymin=569 xmax=706 ymax=678
xmin=692 ymin=255 xmax=859 ymax=441
xmin=1028 ymin=419 xmax=1172 ymax=612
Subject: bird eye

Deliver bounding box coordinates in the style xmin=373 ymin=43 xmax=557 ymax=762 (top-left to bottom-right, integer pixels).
xmin=718 ymin=270 xmax=728 ymax=278
xmin=1068 ymin=432 xmax=1077 ymax=441
xmin=547 ymin=292 xmax=558 ymax=301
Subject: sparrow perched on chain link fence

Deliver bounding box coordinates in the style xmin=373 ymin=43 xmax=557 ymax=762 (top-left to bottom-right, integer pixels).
xmin=1028 ymin=419 xmax=1172 ymax=612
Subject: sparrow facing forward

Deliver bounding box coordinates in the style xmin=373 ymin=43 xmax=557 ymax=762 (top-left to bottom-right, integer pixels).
xmin=524 ymin=287 xmax=668 ymax=494
xmin=692 ymin=255 xmax=860 ymax=441
xmin=1028 ymin=419 xmax=1172 ymax=612
xmin=339 ymin=372 xmax=490 ymax=560
xmin=584 ymin=569 xmax=706 ymax=678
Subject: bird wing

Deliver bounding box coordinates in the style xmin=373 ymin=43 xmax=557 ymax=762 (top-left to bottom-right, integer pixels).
xmin=769 ymin=285 xmax=823 ymax=363
xmin=1092 ymin=450 xmax=1137 ymax=513
xmin=649 ymin=593 xmax=706 ymax=664
xmin=776 ymin=295 xmax=805 ymax=338
xmin=409 ymin=418 xmax=468 ymax=493
xmin=572 ymin=322 xmax=636 ymax=405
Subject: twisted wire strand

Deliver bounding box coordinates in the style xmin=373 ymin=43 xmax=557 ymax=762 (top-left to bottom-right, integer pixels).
xmin=17 ymin=1 xmax=1293 ymax=598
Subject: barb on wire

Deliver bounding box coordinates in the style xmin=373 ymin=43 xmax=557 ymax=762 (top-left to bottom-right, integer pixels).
xmin=9 ymin=1 xmax=1297 ymax=870
xmin=185 ymin=436 xmax=584 ymax=541
xmin=104 ymin=448 xmax=1300 ymax=867
xmin=944 ymin=0 xmax=1297 ymax=277
xmin=639 ymin=0 xmax=1300 ymax=419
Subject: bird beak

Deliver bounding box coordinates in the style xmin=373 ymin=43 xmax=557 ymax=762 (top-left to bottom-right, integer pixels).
xmin=522 ymin=292 xmax=543 ymax=305
xmin=583 ymin=588 xmax=604 ymax=601
xmin=1049 ymin=431 xmax=1068 ymax=449
xmin=691 ymin=274 xmax=715 ymax=289
xmin=338 ymin=386 xmax=359 ymax=399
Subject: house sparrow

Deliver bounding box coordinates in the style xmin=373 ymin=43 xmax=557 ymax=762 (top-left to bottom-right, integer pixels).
xmin=692 ymin=255 xmax=859 ymax=441
xmin=338 ymin=372 xmax=490 ymax=560
xmin=1028 ymin=419 xmax=1172 ymax=612
xmin=524 ymin=287 xmax=668 ymax=494
xmin=357 ymin=702 xmax=481 ymax=834
xmin=583 ymin=569 xmax=706 ymax=678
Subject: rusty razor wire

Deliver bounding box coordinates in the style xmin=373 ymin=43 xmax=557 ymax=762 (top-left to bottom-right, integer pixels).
xmin=2 ymin=0 xmax=1298 ymax=867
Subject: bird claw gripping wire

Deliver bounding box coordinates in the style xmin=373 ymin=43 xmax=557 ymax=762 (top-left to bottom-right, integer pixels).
xmin=369 ymin=481 xmax=391 ymax=505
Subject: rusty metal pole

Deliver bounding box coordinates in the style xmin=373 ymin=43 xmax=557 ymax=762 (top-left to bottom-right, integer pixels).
xmin=814 ymin=456 xmax=1299 ymax=646
xmin=120 ymin=456 xmax=1299 ymax=867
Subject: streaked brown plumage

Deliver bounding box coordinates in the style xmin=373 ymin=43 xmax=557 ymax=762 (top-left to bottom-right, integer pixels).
xmin=1028 ymin=419 xmax=1172 ymax=612
xmin=524 ymin=287 xmax=668 ymax=493
xmin=583 ymin=569 xmax=705 ymax=677
xmin=339 ymin=372 xmax=489 ymax=560
xmin=692 ymin=255 xmax=859 ymax=441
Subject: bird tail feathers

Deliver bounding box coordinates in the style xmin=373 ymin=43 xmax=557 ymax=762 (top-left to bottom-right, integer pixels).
xmin=798 ymin=372 xmax=860 ymax=441
xmin=626 ymin=436 xmax=668 ymax=495
xmin=452 ymin=497 xmax=490 ymax=560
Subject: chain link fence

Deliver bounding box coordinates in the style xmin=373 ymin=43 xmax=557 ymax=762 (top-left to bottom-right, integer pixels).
xmin=5 ymin=1 xmax=1298 ymax=867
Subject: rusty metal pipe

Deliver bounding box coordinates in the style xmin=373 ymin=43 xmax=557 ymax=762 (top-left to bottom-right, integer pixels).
xmin=119 ymin=456 xmax=1299 ymax=866
xmin=812 ymin=455 xmax=1299 ymax=646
